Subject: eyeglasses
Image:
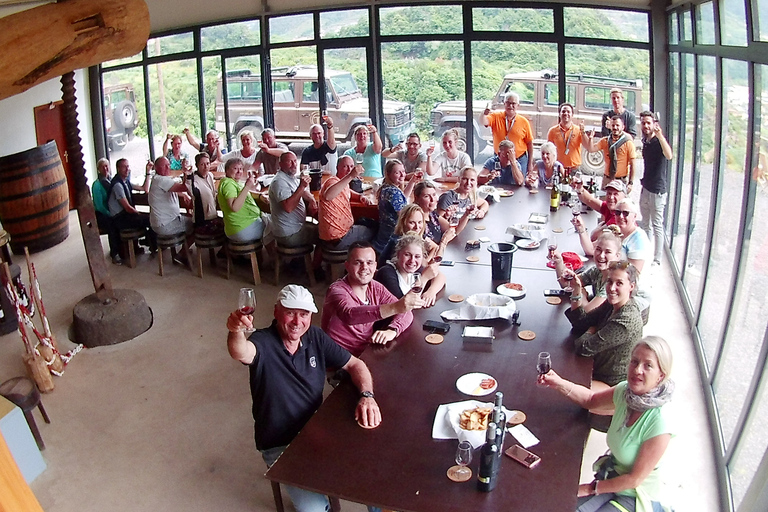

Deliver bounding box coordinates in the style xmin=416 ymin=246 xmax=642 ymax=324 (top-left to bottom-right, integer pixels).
xmin=504 ymin=101 xmax=519 ymax=106
xmin=612 ymin=210 xmax=633 ymax=218
xmin=608 ymin=260 xmax=631 ymax=270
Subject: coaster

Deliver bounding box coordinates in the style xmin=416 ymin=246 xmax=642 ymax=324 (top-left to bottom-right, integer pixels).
xmin=474 ymin=225 xmax=486 ymax=231
xmin=552 ymin=227 xmax=564 ymax=233
xmin=466 ymin=256 xmax=480 ymax=263
xmin=530 ymin=188 xmax=539 ymax=194
xmin=447 ymin=465 xmax=473 ymax=482
xmin=425 ymin=334 xmax=444 ymax=345
xmin=506 ymin=410 xmax=527 ymax=426
xmin=357 ymin=419 xmax=380 ymax=430
xmin=448 ymin=294 xmax=465 ymax=303
xmin=518 ymin=330 xmax=536 ymax=341
xmin=546 ymin=296 xmax=562 ymax=305
xmin=499 ymin=190 xmax=514 ymax=197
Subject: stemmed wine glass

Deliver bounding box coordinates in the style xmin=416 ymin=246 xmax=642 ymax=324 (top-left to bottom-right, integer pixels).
xmin=562 ymin=263 xmax=575 ymax=293
xmin=537 ymin=352 xmax=552 ymax=376
xmin=447 ymin=440 xmax=473 ymax=482
xmin=410 ymin=272 xmax=423 ymax=294
xmin=238 ymin=288 xmax=256 ymax=335
xmin=547 ymin=233 xmax=558 ymax=261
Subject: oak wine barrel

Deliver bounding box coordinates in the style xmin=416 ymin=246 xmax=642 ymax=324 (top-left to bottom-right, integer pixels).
xmin=0 ymin=141 xmax=69 ymax=254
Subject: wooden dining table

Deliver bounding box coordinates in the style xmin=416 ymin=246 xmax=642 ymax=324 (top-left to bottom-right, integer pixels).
xmin=265 ymin=186 xmax=601 ymax=512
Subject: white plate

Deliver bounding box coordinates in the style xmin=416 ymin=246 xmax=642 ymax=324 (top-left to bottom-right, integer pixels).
xmin=456 ymin=372 xmax=498 ymax=396
xmin=496 ymin=283 xmax=526 ymax=299
xmin=515 ymin=238 xmax=540 ymax=250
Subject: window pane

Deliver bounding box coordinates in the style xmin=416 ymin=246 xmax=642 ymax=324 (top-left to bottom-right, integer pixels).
xmin=671 ymin=54 xmax=695 ymax=268
xmin=270 ymin=48 xmax=317 ymax=138
xmin=102 ymin=68 xmax=148 ymax=182
xmin=669 ymin=12 xmax=679 ymax=45
xmin=201 ymin=56 xmax=224 ymax=148
xmin=564 ymin=8 xmax=649 ymax=43
xmin=756 ymin=0 xmax=768 ymax=41
xmin=472 ymin=8 xmax=554 ymax=33
xmin=270 ymin=14 xmax=314 ymax=44
xmin=147 ymin=59 xmax=200 ymax=160
xmin=696 ymin=2 xmax=716 ymax=45
xmin=713 ymin=59 xmax=754 ymax=448
xmin=146 ymin=33 xmax=193 ymax=58
xmin=682 ymin=9 xmax=693 ymax=42
xmin=720 ymin=0 xmax=748 ymax=46
xmin=102 ymin=51 xmax=143 ymax=68
xmin=320 ymin=9 xmax=369 ymax=38
xmin=380 ymin=6 xmax=462 ymax=36
xmin=201 ymin=20 xmax=260 ymax=51
xmin=220 ymin=57 xmax=262 ymax=150
xmin=382 ymin=41 xmax=464 ymax=151
xmin=666 ymin=53 xmax=680 ymax=240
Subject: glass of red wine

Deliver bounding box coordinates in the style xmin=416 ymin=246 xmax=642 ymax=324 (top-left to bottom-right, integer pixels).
xmin=537 ymin=352 xmax=552 ymax=376
xmin=238 ymin=288 xmax=256 ymax=334
xmin=563 ymin=263 xmax=575 ymax=293
xmin=410 ymin=272 xmax=423 ymax=294
xmin=547 ymin=234 xmax=558 ymax=261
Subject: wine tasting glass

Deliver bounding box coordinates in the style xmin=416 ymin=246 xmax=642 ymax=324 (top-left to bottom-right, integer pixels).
xmin=238 ymin=288 xmax=256 ymax=334
xmin=537 ymin=352 xmax=552 ymax=376
xmin=410 ymin=272 xmax=423 ymax=294
xmin=562 ymin=263 xmax=575 ymax=293
xmin=455 ymin=440 xmax=472 ymax=477
xmin=547 ymin=234 xmax=558 ymax=261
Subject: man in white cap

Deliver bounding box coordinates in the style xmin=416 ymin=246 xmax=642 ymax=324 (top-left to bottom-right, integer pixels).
xmin=573 ymin=178 xmax=627 ymax=240
xmin=226 ymin=284 xmax=381 ymax=512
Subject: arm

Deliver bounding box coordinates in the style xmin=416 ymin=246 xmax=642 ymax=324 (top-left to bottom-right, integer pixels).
xmin=326 ymin=118 xmax=337 ymax=151
xmin=258 ymin=143 xmax=288 ymax=158
xmin=627 ymin=157 xmax=636 ymax=191
xmin=655 ymin=127 xmax=673 ymax=160
xmin=537 ymin=369 xmax=615 ymax=412
xmin=420 ymin=265 xmax=446 ymax=308
xmin=226 ymin=176 xmax=257 ymax=213
xmin=511 ymin=159 xmax=525 ymax=186
xmin=322 ymin=168 xmax=361 ymax=201
xmin=118 ymin=197 xmax=140 ymax=215
xmin=282 ymin=176 xmax=311 ymax=213
xmin=573 ymin=182 xmax=602 ymax=211
xmin=583 ymin=131 xmax=598 ymax=153
xmin=425 ymin=146 xmax=437 ymax=176
xmin=183 ymin=129 xmax=202 ymax=151
xmin=162 ymin=134 xmax=172 ymax=156
xmin=526 ymin=140 xmax=534 ymax=174
xmin=573 ymin=304 xmax=634 ymax=357
xmin=571 ymin=215 xmax=595 ymax=256
xmin=371 ymin=128 xmax=383 ymax=154
xmin=481 ymin=107 xmax=491 ymax=128
xmin=473 ymin=197 xmax=490 ymax=219
xmin=342 ymin=356 xmax=381 ymax=428
xmin=225 ymin=310 xmax=256 ymax=364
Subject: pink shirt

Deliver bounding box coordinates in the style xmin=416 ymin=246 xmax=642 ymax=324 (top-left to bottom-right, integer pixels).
xmin=321 ymin=277 xmax=414 ymax=357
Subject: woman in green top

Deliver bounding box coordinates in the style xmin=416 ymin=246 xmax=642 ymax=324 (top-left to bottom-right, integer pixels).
xmin=538 ymin=336 xmax=674 ymax=512
xmin=217 ymin=158 xmax=269 ymax=242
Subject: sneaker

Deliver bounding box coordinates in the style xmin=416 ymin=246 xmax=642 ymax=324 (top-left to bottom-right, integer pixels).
xmin=112 ymin=255 xmax=123 ymax=265
xmin=652 ymin=260 xmax=661 ymax=267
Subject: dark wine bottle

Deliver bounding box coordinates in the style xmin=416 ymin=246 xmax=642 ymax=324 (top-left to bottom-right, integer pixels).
xmin=477 ymin=422 xmax=500 ymax=492
xmin=493 ymin=392 xmax=506 ymax=458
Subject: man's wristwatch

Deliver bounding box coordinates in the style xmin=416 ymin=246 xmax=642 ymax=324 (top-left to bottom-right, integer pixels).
xmin=360 ymin=391 xmax=375 ymax=399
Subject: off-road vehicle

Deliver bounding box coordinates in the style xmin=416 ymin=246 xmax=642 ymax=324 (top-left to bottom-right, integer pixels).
xmin=104 ymin=84 xmax=139 ymax=152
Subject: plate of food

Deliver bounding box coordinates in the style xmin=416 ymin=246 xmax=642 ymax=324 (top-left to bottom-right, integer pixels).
xmin=456 ymin=372 xmax=497 ymax=396
xmin=515 ymin=238 xmax=540 ymax=250
xmin=496 ymin=282 xmax=526 ymax=299
xmin=498 ymin=190 xmax=514 ymax=197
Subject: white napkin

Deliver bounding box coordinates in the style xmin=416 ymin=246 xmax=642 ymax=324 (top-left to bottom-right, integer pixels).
xmin=432 ymin=400 xmax=514 ymax=449
xmin=478 ymin=185 xmax=500 ymax=203
xmin=506 ymin=223 xmax=546 ymax=242
xmin=440 ymin=293 xmax=516 ymax=321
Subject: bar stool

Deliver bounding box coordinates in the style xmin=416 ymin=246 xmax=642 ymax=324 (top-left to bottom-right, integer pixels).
xmin=275 ymin=243 xmax=316 ymax=287
xmin=156 ymin=232 xmax=193 ymax=276
xmin=320 ymin=243 xmax=348 ymax=284
xmin=194 ymin=228 xmax=226 ymax=278
xmin=0 ymin=376 xmax=50 ymax=450
xmin=225 ymin=239 xmax=263 ymax=285
xmin=119 ymin=228 xmax=146 ymax=268
xmin=270 ymin=481 xmax=340 ymax=512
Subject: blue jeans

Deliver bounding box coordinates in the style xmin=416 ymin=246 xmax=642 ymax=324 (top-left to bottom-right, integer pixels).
xmin=261 ymin=446 xmax=330 ymax=512
xmin=517 ymin=153 xmax=529 ymax=177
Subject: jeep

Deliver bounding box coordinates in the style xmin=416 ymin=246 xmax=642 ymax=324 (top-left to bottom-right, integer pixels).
xmin=430 ymin=70 xmax=643 ymax=173
xmin=104 ymin=84 xmax=139 ymax=152
xmin=215 ymin=65 xmax=416 ymax=149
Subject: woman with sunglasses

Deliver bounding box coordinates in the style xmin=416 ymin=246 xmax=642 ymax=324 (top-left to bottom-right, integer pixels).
xmin=614 ymin=198 xmax=651 ymax=274
xmin=565 ymin=260 xmax=643 ymax=390
xmin=538 ymin=336 xmax=675 ymax=512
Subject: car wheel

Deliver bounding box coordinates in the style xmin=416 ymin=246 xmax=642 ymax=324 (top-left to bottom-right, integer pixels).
xmin=581 ymin=148 xmax=604 ymax=175
xmin=115 ymin=101 xmax=137 ymax=130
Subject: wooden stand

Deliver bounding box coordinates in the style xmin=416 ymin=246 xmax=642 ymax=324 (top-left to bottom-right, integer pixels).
xmin=21 ymin=353 xmax=53 ymax=394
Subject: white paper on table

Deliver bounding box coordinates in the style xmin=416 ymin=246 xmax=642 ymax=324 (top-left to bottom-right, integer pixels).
xmin=440 ymin=293 xmax=516 ymax=321
xmin=508 ymin=423 xmax=540 ymax=448
xmin=478 ymin=185 xmax=500 ymax=203
xmin=506 ymin=224 xmax=546 ymax=242
xmin=432 ymin=400 xmax=515 ymax=449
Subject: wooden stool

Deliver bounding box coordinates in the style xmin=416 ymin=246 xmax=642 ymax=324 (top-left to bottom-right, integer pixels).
xmin=270 ymin=481 xmax=340 ymax=512
xmin=0 ymin=377 xmax=50 ymax=450
xmin=156 ymin=232 xmax=193 ymax=276
xmin=119 ymin=228 xmax=146 ymax=268
xmin=321 ymin=244 xmax=348 ymax=284
xmin=194 ymin=228 xmax=226 ymax=278
xmin=275 ymin=243 xmax=316 ymax=287
xmin=226 ymin=239 xmax=263 ymax=285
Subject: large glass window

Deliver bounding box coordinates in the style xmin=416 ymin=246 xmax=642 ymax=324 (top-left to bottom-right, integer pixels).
xmin=472 ymin=8 xmax=554 ymax=33
xmin=102 ymin=68 xmax=147 ymax=184
xmin=270 ymin=47 xmax=317 ymax=138
xmin=221 ymin=57 xmax=262 ymax=149
xmin=147 ymin=60 xmax=200 ymax=159
xmin=720 ymin=0 xmax=748 ymax=46
xmin=696 ymin=2 xmax=716 ymax=45
xmin=201 ymin=20 xmax=260 ymax=51
xmin=666 ymin=53 xmax=680 ymax=239
xmin=564 ymin=8 xmax=649 ymax=43
xmin=380 ymin=5 xmax=462 ymax=36
xmin=672 ymin=54 xmax=695 ymax=267
xmin=269 ymin=14 xmax=314 ymax=44
xmin=147 ymin=33 xmax=193 ymax=57
xmin=320 ymin=9 xmax=369 ymax=38
xmin=324 ymin=47 xmax=377 ymax=145
xmin=756 ymin=0 xmax=768 ymax=42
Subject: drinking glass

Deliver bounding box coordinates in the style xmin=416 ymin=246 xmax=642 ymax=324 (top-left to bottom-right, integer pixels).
xmin=547 ymin=234 xmax=558 ymax=261
xmin=410 ymin=272 xmax=423 ymax=294
xmin=537 ymin=352 xmax=552 ymax=375
xmin=238 ymin=288 xmax=256 ymax=334
xmin=447 ymin=440 xmax=473 ymax=481
xmin=355 ymin=153 xmax=364 ymax=165
xmin=562 ymin=263 xmax=575 ymax=293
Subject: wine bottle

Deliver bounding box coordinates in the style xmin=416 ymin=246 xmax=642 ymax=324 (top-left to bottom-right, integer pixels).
xmin=493 ymin=392 xmax=506 ymax=457
xmin=477 ymin=422 xmax=500 ymax=492
xmin=549 ymin=172 xmax=560 ymax=212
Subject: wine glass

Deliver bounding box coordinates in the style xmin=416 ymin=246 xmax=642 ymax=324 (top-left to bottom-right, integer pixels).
xmin=562 ymin=263 xmax=575 ymax=293
xmin=410 ymin=272 xmax=423 ymax=294
xmin=238 ymin=288 xmax=256 ymax=335
xmin=537 ymin=352 xmax=552 ymax=376
xmin=355 ymin=152 xmax=365 ymax=165
xmin=448 ymin=440 xmax=473 ymax=482
xmin=547 ymin=234 xmax=558 ymax=261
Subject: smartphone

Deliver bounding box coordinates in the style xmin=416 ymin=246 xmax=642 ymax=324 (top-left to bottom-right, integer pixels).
xmin=543 ymin=289 xmax=569 ymax=297
xmin=423 ymin=320 xmax=450 ymax=335
xmin=439 ymin=260 xmax=455 ymax=266
xmin=505 ymin=445 xmax=541 ymax=469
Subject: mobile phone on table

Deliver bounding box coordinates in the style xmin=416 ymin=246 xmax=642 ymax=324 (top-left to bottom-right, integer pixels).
xmin=439 ymin=260 xmax=455 ymax=266
xmin=543 ymin=289 xmax=569 ymax=297
xmin=505 ymin=445 xmax=541 ymax=469
xmin=423 ymin=320 xmax=450 ymax=335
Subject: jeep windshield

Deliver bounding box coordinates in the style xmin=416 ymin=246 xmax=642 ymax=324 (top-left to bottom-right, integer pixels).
xmin=330 ymin=74 xmax=360 ymax=98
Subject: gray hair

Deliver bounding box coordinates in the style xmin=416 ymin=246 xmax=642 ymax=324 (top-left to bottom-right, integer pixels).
xmin=540 ymin=141 xmax=558 ymax=160
xmin=224 ymin=157 xmax=245 ymax=175
xmin=631 ymin=336 xmax=673 ymax=384
xmin=504 ymin=91 xmax=520 ymax=104
xmin=205 ymin=129 xmax=219 ymax=139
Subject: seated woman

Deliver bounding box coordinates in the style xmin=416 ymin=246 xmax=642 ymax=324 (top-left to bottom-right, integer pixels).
xmin=426 ymin=129 xmax=472 ymax=182
xmin=163 ymin=133 xmax=189 ymax=171
xmin=538 ymin=336 xmax=675 ymax=512
xmin=614 ymin=198 xmax=652 ymax=274
xmin=526 ymin=141 xmax=564 ymax=188
xmin=564 ymin=261 xmax=643 ymax=390
xmin=188 ymin=152 xmax=224 ymax=234
xmin=436 ymin=167 xmax=490 ymax=233
xmin=554 ymin=230 xmax=623 ymax=313
xmin=414 ymin=180 xmax=457 ymax=247
xmin=374 ymin=233 xmax=446 ymax=308
xmin=372 ymin=159 xmax=417 ymax=255
xmin=217 ymin=158 xmax=271 ymax=243
xmin=384 ymin=203 xmax=455 ymax=263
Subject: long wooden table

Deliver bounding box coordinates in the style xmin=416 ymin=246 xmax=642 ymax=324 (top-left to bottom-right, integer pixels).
xmin=265 ymin=186 xmax=598 ymax=511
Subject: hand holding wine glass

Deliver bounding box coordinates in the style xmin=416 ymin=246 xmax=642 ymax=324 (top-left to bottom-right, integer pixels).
xmin=238 ymin=288 xmax=256 ymax=335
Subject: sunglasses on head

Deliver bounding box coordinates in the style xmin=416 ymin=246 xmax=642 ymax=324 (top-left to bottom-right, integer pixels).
xmin=612 ymin=209 xmax=632 ymax=218
xmin=608 ymin=260 xmax=631 ymax=270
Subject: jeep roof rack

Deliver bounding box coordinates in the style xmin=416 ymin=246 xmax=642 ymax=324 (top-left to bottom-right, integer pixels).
xmin=504 ymin=70 xmax=642 ymax=89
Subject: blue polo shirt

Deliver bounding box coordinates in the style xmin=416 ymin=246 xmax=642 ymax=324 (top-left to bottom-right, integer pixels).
xmin=248 ymin=322 xmax=351 ymax=450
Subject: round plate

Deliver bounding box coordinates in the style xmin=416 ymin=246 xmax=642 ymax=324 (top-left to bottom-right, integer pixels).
xmin=506 ymin=410 xmax=527 ymax=426
xmin=448 ymin=294 xmax=465 ymax=303
xmin=552 ymin=227 xmax=564 ymax=233
xmin=474 ymin=225 xmax=486 ymax=231
xmin=498 ymin=190 xmax=514 ymax=197
xmin=447 ymin=465 xmax=473 ymax=482
xmin=456 ymin=372 xmax=497 ymax=396
xmin=529 ymin=188 xmax=539 ymax=194
xmin=496 ymin=283 xmax=526 ymax=299
xmin=515 ymin=238 xmax=540 ymax=250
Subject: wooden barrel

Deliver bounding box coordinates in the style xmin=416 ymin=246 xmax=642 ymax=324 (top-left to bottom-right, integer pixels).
xmin=0 ymin=141 xmax=69 ymax=254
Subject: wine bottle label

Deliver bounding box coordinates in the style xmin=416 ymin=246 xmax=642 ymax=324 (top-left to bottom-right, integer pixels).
xmin=478 ymin=476 xmax=490 ymax=483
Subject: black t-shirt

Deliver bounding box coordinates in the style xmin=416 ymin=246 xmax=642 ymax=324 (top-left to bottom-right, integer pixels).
xmin=248 ymin=322 xmax=351 ymax=450
xmin=301 ymin=142 xmax=336 ymax=166
xmin=641 ymin=136 xmax=668 ymax=194
xmin=424 ymin=210 xmax=444 ymax=244
xmin=601 ymin=109 xmax=637 ymax=137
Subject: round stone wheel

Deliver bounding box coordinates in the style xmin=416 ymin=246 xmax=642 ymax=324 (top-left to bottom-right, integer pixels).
xmin=73 ymin=289 xmax=153 ymax=347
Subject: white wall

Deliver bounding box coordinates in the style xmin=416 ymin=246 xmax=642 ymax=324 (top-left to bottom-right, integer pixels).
xmin=0 ymin=69 xmax=96 ymax=185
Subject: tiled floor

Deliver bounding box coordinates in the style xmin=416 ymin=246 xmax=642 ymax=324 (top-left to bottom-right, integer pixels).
xmin=0 ymin=213 xmax=719 ymax=511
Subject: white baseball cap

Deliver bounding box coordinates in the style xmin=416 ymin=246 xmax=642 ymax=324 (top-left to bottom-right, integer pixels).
xmin=276 ymin=285 xmax=318 ymax=313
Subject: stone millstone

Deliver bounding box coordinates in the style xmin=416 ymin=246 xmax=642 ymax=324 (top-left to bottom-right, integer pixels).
xmin=73 ymin=289 xmax=153 ymax=347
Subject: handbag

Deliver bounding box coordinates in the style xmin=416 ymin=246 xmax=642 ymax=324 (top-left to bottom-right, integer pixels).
xmin=592 ymin=452 xmax=619 ymax=481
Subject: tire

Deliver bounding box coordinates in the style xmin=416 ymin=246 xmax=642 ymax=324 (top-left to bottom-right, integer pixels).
xmin=454 ymin=127 xmax=480 ymax=160
xmin=115 ymin=101 xmax=137 ymax=130
xmin=235 ymin=125 xmax=263 ymax=149
xmin=581 ymin=148 xmax=604 ymax=176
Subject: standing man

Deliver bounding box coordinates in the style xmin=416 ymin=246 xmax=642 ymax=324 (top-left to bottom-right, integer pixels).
xmin=639 ymin=111 xmax=673 ymax=267
xmin=301 ymin=121 xmax=337 ymax=171
xmin=547 ymin=103 xmax=591 ymax=174
xmin=108 ymin=158 xmax=156 ymax=252
xmin=382 ymin=132 xmax=427 ymax=175
xmin=93 ymin=158 xmax=121 ymax=264
xmin=183 ymin=128 xmax=225 ymax=171
xmin=268 ymin=152 xmax=319 ymax=248
xmin=227 ymin=284 xmax=381 ymax=512
xmin=586 ymin=116 xmax=637 ymax=191
xmin=481 ymin=91 xmax=534 ymax=175
xmin=319 ymin=156 xmax=374 ymax=250
xmin=322 ymin=242 xmax=420 ymax=357
xmin=254 ymin=128 xmax=288 ymax=175
xmin=147 ymin=156 xmax=193 ymax=236
xmin=600 ymin=88 xmax=637 ymax=137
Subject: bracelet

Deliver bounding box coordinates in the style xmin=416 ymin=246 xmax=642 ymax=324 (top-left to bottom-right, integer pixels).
xmin=577 ymin=228 xmax=586 ymax=234
xmin=564 ymin=382 xmax=574 ymax=397
xmin=569 ymin=295 xmax=582 ymax=302
xmin=590 ymin=480 xmax=598 ymax=495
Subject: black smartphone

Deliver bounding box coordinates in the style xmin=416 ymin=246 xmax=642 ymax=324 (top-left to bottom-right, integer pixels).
xmin=543 ymin=289 xmax=569 ymax=297
xmin=423 ymin=320 xmax=450 ymax=335
xmin=439 ymin=260 xmax=455 ymax=266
